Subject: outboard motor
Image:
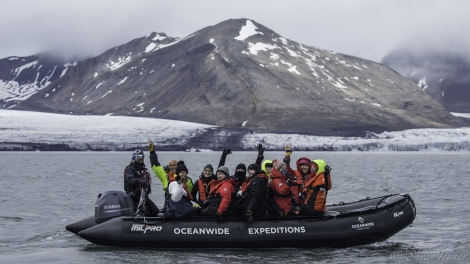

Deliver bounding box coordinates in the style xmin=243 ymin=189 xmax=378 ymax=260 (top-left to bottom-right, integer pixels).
xmin=94 ymin=190 xmax=135 ymax=223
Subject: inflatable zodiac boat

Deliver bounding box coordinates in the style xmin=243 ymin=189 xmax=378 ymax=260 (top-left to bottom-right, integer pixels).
xmin=66 ymin=190 xmax=416 ymax=248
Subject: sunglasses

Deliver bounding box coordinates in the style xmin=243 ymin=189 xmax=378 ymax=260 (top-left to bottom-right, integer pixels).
xmin=135 ymin=154 xmax=144 ymax=159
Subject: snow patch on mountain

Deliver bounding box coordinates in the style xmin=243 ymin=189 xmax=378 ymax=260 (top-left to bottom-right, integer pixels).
xmin=235 ymin=20 xmax=263 ymax=41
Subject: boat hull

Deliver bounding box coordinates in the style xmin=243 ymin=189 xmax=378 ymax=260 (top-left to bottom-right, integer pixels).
xmin=74 ymin=193 xmax=416 ymax=248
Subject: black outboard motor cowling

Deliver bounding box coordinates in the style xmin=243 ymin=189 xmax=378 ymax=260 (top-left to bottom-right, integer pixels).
xmin=94 ymin=190 xmax=135 ymax=223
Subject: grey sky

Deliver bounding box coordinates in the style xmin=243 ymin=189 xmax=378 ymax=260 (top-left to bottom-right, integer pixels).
xmin=1 ymin=0 xmax=469 ymax=62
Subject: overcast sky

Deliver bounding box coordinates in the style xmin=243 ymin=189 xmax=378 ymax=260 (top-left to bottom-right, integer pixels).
xmin=1 ymin=0 xmax=469 ymax=63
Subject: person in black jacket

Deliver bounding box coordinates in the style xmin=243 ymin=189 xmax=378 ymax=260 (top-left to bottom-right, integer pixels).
xmin=124 ymin=149 xmax=159 ymax=216
xmin=237 ymin=164 xmax=269 ymax=221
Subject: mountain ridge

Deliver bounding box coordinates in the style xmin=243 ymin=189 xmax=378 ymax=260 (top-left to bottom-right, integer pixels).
xmin=1 ymin=18 xmax=467 ymax=137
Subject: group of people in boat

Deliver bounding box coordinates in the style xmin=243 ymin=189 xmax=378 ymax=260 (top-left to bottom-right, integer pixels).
xmin=123 ymin=141 xmax=332 ymax=220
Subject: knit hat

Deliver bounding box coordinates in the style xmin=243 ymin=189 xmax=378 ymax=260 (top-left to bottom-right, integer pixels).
xmin=131 ymin=149 xmax=144 ymax=161
xmin=216 ymin=166 xmax=230 ymax=177
xmin=235 ymin=163 xmax=246 ymax=172
xmin=176 ymin=163 xmax=188 ymax=175
xmin=298 ymin=158 xmax=311 ymax=166
xmin=247 ymin=164 xmax=260 ymax=172
xmin=204 ymin=164 xmax=214 ymax=173
xmin=273 ymin=160 xmax=287 ymax=170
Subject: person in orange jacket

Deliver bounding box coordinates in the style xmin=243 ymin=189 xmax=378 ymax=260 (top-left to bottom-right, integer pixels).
xmin=300 ymin=159 xmax=332 ymax=216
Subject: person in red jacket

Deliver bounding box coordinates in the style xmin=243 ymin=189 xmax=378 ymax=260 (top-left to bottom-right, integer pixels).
xmin=268 ymin=160 xmax=297 ymax=217
xmin=201 ymin=166 xmax=237 ymax=218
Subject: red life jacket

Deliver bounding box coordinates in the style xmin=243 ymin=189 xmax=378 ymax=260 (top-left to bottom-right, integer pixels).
xmin=208 ymin=177 xmax=236 ymax=215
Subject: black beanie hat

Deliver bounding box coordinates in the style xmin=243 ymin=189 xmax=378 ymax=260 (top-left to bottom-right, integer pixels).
xmin=247 ymin=164 xmax=260 ymax=172
xmin=236 ymin=163 xmax=246 ymax=172
xmin=204 ymin=164 xmax=214 ymax=173
xmin=176 ymin=163 xmax=188 ymax=175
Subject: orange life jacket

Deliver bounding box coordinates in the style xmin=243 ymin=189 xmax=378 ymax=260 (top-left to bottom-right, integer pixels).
xmin=302 ymin=172 xmax=331 ymax=212
xmin=197 ymin=178 xmax=216 ymax=202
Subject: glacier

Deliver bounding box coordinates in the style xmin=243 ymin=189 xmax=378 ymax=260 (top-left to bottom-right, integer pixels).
xmin=1 ymin=110 xmax=469 ymax=151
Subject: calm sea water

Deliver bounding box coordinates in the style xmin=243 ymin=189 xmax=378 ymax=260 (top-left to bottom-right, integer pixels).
xmin=0 ymin=151 xmax=469 ymax=264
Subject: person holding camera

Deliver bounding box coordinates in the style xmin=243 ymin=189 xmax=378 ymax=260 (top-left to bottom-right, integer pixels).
xmin=165 ymin=163 xmax=198 ymax=217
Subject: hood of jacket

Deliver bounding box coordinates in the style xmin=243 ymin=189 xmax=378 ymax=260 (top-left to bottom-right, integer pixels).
xmin=312 ymin=159 xmax=326 ymax=176
xmin=296 ymin=157 xmax=312 ymax=175
xmin=261 ymin=159 xmax=273 ymax=173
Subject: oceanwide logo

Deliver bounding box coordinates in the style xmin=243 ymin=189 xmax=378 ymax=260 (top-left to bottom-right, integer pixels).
xmin=351 ymin=216 xmax=374 ymax=230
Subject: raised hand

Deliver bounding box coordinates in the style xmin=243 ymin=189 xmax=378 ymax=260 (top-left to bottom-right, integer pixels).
xmin=325 ymin=165 xmax=332 ymax=175
xmin=257 ymin=144 xmax=265 ymax=155
xmin=222 ymin=148 xmax=232 ymax=156
xmin=148 ymin=140 xmax=155 ymax=152
xmin=285 ymin=145 xmax=292 ymax=156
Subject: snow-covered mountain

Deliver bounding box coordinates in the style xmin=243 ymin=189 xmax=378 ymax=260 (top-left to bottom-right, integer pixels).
xmin=1 ymin=110 xmax=469 ymax=151
xmin=1 ymin=19 xmax=467 ymax=137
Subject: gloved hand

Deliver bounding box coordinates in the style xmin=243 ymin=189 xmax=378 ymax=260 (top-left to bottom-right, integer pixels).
xmin=285 ymin=145 xmax=292 ymax=156
xmin=325 ymin=165 xmax=332 ymax=175
xmin=138 ymin=179 xmax=148 ymax=188
xmin=257 ymin=144 xmax=264 ymax=155
xmin=286 ymin=179 xmax=296 ymax=186
xmin=279 ymin=211 xmax=288 ymax=217
xmin=222 ymin=148 xmax=232 ymax=156
xmin=216 ymin=212 xmax=223 ymax=220
xmin=245 ymin=210 xmax=253 ymax=222
xmin=175 ymin=175 xmax=182 ymax=184
xmin=148 ymin=140 xmax=155 ymax=152
xmin=292 ymin=205 xmax=301 ymax=215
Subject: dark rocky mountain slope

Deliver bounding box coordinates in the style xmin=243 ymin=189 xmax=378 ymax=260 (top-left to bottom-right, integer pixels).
xmin=1 ymin=19 xmax=466 ymax=136
xmin=382 ymin=49 xmax=470 ymax=113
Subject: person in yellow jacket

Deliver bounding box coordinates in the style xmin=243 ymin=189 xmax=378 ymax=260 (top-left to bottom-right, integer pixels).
xmin=147 ymin=140 xmax=193 ymax=197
